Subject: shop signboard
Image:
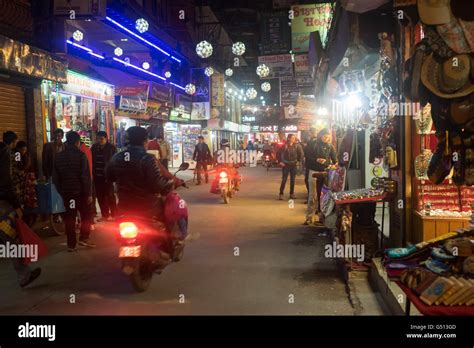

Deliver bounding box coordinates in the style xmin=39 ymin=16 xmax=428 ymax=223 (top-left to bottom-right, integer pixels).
xmin=59 ymin=70 xmax=114 ymax=103
xmin=191 ymin=102 xmax=210 ymax=120
xmin=169 ymin=108 xmax=191 ymax=122
xmin=281 ymin=124 xmax=298 ymax=132
xmin=149 ymin=82 xmax=172 ymax=106
xmin=239 ymin=124 xmax=251 ymax=133
xmin=174 ymin=92 xmax=192 ymax=114
xmin=261 ymin=11 xmax=291 ymax=55
xmin=117 ymin=80 xmax=149 ymax=112
xmin=211 ymin=73 xmax=225 ymax=107
xmin=191 ymin=68 xmax=210 ymax=103
xmin=294 ymin=53 xmax=315 ymax=90
xmin=242 ymin=115 xmax=256 ymax=123
xmin=280 ymin=76 xmax=299 ymax=107
xmin=258 ymin=54 xmax=293 ymax=78
xmin=251 ymin=125 xmax=260 ymax=132
xmin=53 ymin=0 xmax=106 ymax=17
xmin=146 ymin=100 xmax=169 ymax=120
xmin=291 ymin=3 xmax=333 ymax=53
xmin=260 ymin=125 xmax=279 ymax=132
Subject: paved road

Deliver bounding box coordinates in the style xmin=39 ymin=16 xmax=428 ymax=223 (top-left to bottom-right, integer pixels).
xmin=0 ymin=166 xmax=358 ymax=315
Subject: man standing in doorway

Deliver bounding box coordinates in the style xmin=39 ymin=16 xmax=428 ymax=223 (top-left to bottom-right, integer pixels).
xmin=279 ymin=134 xmax=303 ymax=200
xmin=42 ymin=128 xmax=64 ymax=179
xmin=91 ymin=131 xmax=117 ymax=221
xmin=193 ymin=135 xmax=211 ymax=185
xmin=157 ymin=135 xmax=171 ymax=170
xmin=54 ymin=131 xmax=94 ymax=251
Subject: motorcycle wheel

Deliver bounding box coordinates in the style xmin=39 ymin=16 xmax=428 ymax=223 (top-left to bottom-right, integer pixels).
xmin=222 ymin=188 xmax=229 ymax=204
xmin=50 ymin=214 xmax=65 ymax=235
xmin=128 ymin=247 xmax=154 ymax=292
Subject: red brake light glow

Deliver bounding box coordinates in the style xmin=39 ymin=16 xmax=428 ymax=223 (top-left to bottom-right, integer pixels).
xmin=119 ymin=222 xmax=138 ymax=239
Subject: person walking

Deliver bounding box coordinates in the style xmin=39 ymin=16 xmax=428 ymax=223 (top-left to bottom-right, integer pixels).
xmin=0 ymin=131 xmax=41 ymax=287
xmin=42 ymin=128 xmax=64 ymax=179
xmin=278 ymin=134 xmax=303 ymax=200
xmin=157 ymin=135 xmax=171 ymax=170
xmin=303 ymin=128 xmax=319 ymax=199
xmin=54 ymin=131 xmax=95 ymax=251
xmin=304 ymin=128 xmax=338 ymax=225
xmin=91 ymin=131 xmax=117 ymax=222
xmin=193 ymin=135 xmax=211 ymax=185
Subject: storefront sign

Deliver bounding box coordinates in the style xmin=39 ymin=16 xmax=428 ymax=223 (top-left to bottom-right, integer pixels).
xmin=280 ymin=76 xmax=299 ymax=107
xmin=281 ymin=124 xmax=298 ymax=132
xmin=59 ymin=70 xmax=114 ymax=103
xmin=146 ymin=100 xmax=169 ymax=120
xmin=149 ymin=82 xmax=172 ymax=106
xmin=261 ymin=11 xmax=291 ymax=55
xmin=294 ymin=53 xmax=314 ymax=90
xmin=251 ymin=125 xmax=260 ymax=132
xmin=260 ymin=125 xmax=279 ymax=132
xmin=191 ymin=102 xmax=210 ymax=120
xmin=291 ymin=4 xmax=333 ymax=53
xmin=258 ymin=54 xmax=293 ymax=78
xmin=242 ymin=115 xmax=256 ymax=123
xmin=239 ymin=124 xmax=251 ymax=133
xmin=225 ymin=121 xmax=239 ymax=133
xmin=174 ymin=92 xmax=192 ymax=113
xmin=169 ymin=108 xmax=191 ymax=121
xmin=0 ymin=34 xmax=67 ymax=82
xmin=211 ymin=73 xmax=225 ymax=107
xmin=53 ymin=0 xmax=106 ymax=17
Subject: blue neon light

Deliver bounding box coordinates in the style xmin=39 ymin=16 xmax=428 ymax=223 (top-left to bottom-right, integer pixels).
xmin=113 ymin=57 xmax=166 ymax=81
xmin=66 ymin=40 xmax=104 ymax=59
xmin=105 ymin=16 xmax=182 ymax=63
xmin=169 ymin=82 xmax=185 ymax=91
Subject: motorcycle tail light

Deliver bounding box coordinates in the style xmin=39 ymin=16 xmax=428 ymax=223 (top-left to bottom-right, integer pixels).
xmin=119 ymin=222 xmax=138 ymax=239
xmin=219 ymin=171 xmax=228 ymax=178
xmin=265 ymin=155 xmax=269 ymax=159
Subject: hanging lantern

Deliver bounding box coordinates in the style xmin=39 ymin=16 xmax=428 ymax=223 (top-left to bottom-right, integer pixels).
xmin=232 ymin=41 xmax=246 ymax=56
xmin=185 ymin=83 xmax=196 ymax=95
xmin=164 ymin=71 xmax=171 ymax=78
xmin=256 ymin=64 xmax=270 ymax=78
xmin=135 ymin=18 xmax=149 ymax=33
xmin=261 ymin=82 xmax=271 ymax=92
xmin=73 ymin=30 xmax=83 ymax=42
xmin=225 ymin=68 xmax=233 ymax=77
xmin=114 ymin=47 xmax=123 ymax=57
xmin=205 ymin=67 xmax=214 ymax=76
xmin=196 ymin=40 xmax=213 ymax=58
xmin=246 ymin=88 xmax=257 ymax=100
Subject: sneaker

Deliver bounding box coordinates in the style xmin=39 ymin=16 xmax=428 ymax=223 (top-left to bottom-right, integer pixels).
xmin=278 ymin=194 xmax=284 ymax=200
xmin=290 ymin=194 xmax=296 ymax=199
xmin=20 ymin=268 xmax=41 ymax=288
xmin=78 ymin=239 xmax=96 ymax=248
xmin=68 ymin=247 xmax=77 ymax=252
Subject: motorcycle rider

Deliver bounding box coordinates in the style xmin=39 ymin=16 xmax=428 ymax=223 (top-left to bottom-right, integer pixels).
xmin=106 ymin=127 xmax=183 ymax=232
xmin=213 ymin=139 xmax=240 ymax=190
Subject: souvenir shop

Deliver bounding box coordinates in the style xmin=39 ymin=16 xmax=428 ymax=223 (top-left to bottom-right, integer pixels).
xmin=42 ymin=70 xmax=115 ymax=146
xmin=313 ymin=0 xmax=474 ymax=313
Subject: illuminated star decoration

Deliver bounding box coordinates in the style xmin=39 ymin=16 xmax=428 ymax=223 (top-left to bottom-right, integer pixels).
xmin=246 ymin=88 xmax=257 ymax=100
xmin=73 ymin=30 xmax=83 ymax=42
xmin=196 ymin=40 xmax=213 ymax=59
xmin=225 ymin=68 xmax=233 ymax=77
xmin=185 ymin=83 xmax=196 ymax=95
xmin=232 ymin=42 xmax=246 ymax=56
xmin=135 ymin=18 xmax=149 ymax=33
xmin=261 ymin=82 xmax=271 ymax=92
xmin=256 ymin=64 xmax=270 ymax=78
xmin=205 ymin=67 xmax=214 ymax=76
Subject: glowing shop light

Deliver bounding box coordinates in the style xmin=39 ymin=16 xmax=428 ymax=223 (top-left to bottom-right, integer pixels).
xmin=261 ymin=82 xmax=271 ymax=92
xmin=205 ymin=67 xmax=214 ymax=76
xmin=165 ymin=71 xmax=172 ymax=78
xmin=185 ymin=83 xmax=196 ymax=95
xmin=232 ymin=41 xmax=245 ymax=56
xmin=246 ymin=88 xmax=257 ymax=100
xmin=66 ymin=40 xmax=104 ymax=59
xmin=196 ymin=40 xmax=213 ymax=58
xmin=256 ymin=64 xmax=270 ymax=78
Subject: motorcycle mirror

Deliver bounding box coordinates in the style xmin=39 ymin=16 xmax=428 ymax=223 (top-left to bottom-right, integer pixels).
xmin=179 ymin=162 xmax=190 ymax=171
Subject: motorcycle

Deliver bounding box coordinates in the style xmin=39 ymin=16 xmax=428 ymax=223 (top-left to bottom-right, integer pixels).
xmin=211 ymin=164 xmax=241 ymax=204
xmin=263 ymin=151 xmax=278 ymax=171
xmin=116 ymin=162 xmax=189 ymax=292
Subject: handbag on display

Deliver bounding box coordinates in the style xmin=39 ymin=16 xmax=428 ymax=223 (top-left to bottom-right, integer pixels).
xmin=428 ymin=132 xmax=453 ymax=184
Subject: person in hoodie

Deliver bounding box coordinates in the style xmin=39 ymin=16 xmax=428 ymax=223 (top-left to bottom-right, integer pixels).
xmin=278 ymin=134 xmax=303 ymax=200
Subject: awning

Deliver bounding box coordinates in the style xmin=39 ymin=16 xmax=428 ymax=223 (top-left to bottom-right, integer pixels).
xmin=91 ymin=66 xmax=147 ymax=94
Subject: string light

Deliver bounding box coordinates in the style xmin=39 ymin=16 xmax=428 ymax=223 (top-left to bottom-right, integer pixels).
xmin=232 ymin=42 xmax=245 ymax=56
xmin=256 ymin=64 xmax=270 ymax=78
xmin=135 ymin=18 xmax=149 ymax=33
xmin=225 ymin=68 xmax=233 ymax=76
xmin=261 ymin=82 xmax=271 ymax=92
xmin=185 ymin=83 xmax=196 ymax=95
xmin=196 ymin=40 xmax=213 ymax=58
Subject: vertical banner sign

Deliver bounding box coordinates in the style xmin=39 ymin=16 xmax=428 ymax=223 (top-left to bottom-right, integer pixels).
xmin=211 ymin=73 xmax=225 ymax=107
xmin=291 ymin=3 xmax=333 ymax=53
xmin=261 ymin=12 xmax=291 ymax=55
xmin=294 ymin=54 xmax=314 ymax=91
xmin=280 ymin=76 xmax=299 ymax=107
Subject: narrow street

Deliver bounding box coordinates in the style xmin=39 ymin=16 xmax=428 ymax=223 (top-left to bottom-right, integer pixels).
xmin=0 ymin=167 xmax=370 ymax=315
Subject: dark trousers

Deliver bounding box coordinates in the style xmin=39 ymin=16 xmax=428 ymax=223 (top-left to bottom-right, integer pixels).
xmin=95 ymin=179 xmax=116 ymax=218
xmin=62 ymin=194 xmax=91 ymax=248
xmin=279 ymin=166 xmax=297 ymax=195
xmin=196 ymin=161 xmax=208 ymax=183
xmin=304 ymin=167 xmax=310 ymax=194
xmin=160 ymin=159 xmax=169 ymax=170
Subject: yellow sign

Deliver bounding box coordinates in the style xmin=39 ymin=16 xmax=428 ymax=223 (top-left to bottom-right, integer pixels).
xmin=211 ymin=73 xmax=225 ymax=107
xmin=291 ymin=4 xmax=333 ymax=53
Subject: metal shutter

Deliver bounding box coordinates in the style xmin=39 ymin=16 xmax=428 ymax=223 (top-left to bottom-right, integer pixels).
xmin=0 ymin=82 xmax=27 ymax=142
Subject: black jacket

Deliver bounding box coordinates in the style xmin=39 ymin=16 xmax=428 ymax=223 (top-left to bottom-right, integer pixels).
xmin=91 ymin=142 xmax=117 ymax=181
xmin=281 ymin=143 xmax=304 ymax=167
xmin=306 ymin=139 xmax=338 ymax=171
xmin=54 ymin=144 xmax=91 ymax=197
xmin=193 ymin=143 xmax=211 ymax=162
xmin=0 ymin=142 xmax=20 ymax=209
xmin=106 ymin=145 xmax=169 ymax=216
xmin=42 ymin=141 xmax=64 ymax=178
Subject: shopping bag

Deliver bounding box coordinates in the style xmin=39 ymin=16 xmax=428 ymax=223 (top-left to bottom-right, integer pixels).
xmin=35 ymin=181 xmax=66 ymax=214
xmin=15 ymin=218 xmax=48 ymax=264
